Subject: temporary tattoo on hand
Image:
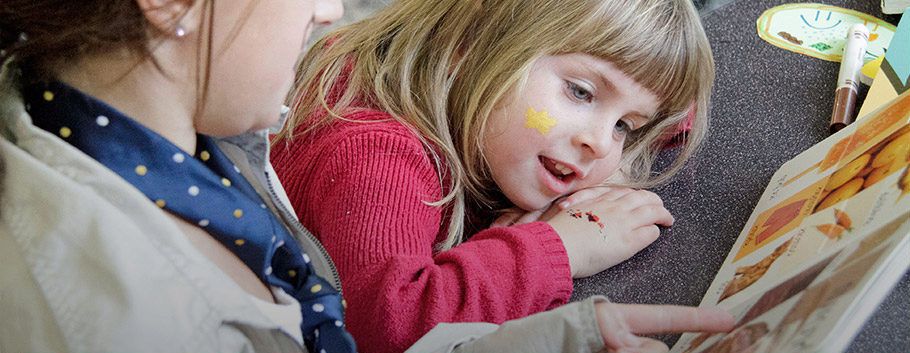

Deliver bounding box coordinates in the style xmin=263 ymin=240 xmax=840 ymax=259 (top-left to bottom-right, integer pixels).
xmin=525 ymin=107 xmax=557 ymax=135
xmin=568 ymin=208 xmax=606 ymax=238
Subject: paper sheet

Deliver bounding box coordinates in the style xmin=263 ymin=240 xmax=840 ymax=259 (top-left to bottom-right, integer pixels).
xmin=756 ymin=3 xmax=896 ymax=63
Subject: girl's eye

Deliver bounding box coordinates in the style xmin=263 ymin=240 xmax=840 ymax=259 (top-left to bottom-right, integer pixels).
xmin=566 ymin=81 xmax=593 ymax=103
xmin=614 ymin=120 xmax=632 ymax=136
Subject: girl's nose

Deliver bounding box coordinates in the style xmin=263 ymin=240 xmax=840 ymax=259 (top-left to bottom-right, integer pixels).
xmin=315 ymin=0 xmax=344 ymax=25
xmin=572 ymin=124 xmax=614 ymax=160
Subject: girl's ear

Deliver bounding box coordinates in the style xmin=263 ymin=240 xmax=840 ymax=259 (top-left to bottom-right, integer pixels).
xmin=134 ymin=0 xmax=198 ymax=38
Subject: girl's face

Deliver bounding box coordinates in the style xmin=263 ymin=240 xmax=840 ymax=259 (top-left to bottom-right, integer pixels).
xmin=200 ymin=0 xmax=343 ymax=136
xmin=483 ymin=54 xmax=660 ymax=211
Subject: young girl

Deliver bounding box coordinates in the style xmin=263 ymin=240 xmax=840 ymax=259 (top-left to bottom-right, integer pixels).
xmin=271 ymin=0 xmax=717 ymax=352
xmin=0 ymin=0 xmax=355 ymax=351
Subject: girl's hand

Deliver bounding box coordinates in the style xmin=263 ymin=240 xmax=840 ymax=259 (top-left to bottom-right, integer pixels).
xmin=556 ymin=185 xmax=621 ymax=210
xmin=490 ymin=186 xmax=623 ymax=227
xmin=490 ymin=207 xmax=548 ymax=227
xmin=594 ymin=302 xmax=735 ymax=353
xmin=546 ymin=188 xmax=673 ymax=278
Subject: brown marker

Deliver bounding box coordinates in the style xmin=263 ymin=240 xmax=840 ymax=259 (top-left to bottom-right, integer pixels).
xmin=829 ymin=24 xmax=869 ymax=134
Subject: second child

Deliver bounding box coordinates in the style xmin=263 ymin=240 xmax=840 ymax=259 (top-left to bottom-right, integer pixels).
xmin=272 ymin=0 xmax=717 ymax=352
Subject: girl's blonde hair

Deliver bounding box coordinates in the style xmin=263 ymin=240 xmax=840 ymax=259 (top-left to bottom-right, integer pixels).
xmin=277 ymin=0 xmax=714 ymax=250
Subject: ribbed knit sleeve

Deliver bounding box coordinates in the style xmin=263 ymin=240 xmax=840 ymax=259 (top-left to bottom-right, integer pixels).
xmin=271 ymin=114 xmax=573 ymax=353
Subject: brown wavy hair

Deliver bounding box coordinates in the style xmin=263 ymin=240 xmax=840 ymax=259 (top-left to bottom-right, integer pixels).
xmin=0 ymin=0 xmax=218 ymax=117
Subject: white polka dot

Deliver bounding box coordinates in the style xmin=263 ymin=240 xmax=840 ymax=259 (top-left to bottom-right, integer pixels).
xmin=276 ymin=240 xmax=285 ymax=248
xmin=265 ymin=266 xmax=273 ymax=275
xmin=303 ymin=254 xmax=311 ymax=263
xmin=315 ymin=329 xmax=320 ymax=338
xmin=271 ymin=235 xmax=277 ymax=243
xmin=198 ymin=219 xmax=210 ymax=227
xmin=320 ymin=350 xmax=327 ymax=353
xmin=96 ymin=115 xmax=109 ymax=126
xmin=334 ymin=320 xmax=343 ymax=327
xmin=172 ymin=153 xmax=185 ymax=163
xmin=233 ymin=165 xmax=241 ymax=173
xmin=312 ymin=303 xmax=325 ymax=312
xmin=188 ymin=186 xmax=200 ymax=196
xmin=260 ymin=203 xmax=267 ymax=209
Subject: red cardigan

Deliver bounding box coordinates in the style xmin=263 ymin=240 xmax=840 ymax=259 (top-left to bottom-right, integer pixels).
xmin=271 ymin=111 xmax=573 ymax=353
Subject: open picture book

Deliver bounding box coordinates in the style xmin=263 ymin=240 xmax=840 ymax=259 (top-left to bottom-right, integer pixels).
xmin=669 ymin=89 xmax=910 ymax=353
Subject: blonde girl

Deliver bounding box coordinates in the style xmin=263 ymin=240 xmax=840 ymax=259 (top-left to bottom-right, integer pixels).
xmin=272 ymin=0 xmax=722 ymax=352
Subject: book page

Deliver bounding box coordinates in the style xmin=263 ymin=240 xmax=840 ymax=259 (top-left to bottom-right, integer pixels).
xmin=670 ymin=91 xmax=910 ymax=353
xmin=672 ymin=217 xmax=910 ymax=353
xmin=699 ymin=91 xmax=910 ymax=308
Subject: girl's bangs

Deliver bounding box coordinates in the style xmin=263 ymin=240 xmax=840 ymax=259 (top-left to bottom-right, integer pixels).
xmin=559 ymin=0 xmax=705 ymax=116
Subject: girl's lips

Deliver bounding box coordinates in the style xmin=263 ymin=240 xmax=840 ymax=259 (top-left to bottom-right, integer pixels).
xmin=537 ymin=156 xmax=574 ymax=195
xmin=539 ymin=156 xmax=578 ymax=180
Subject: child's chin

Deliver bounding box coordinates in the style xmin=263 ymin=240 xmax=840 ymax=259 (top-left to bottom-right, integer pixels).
xmin=250 ymin=114 xmax=282 ymax=131
xmin=510 ymin=196 xmax=552 ymax=214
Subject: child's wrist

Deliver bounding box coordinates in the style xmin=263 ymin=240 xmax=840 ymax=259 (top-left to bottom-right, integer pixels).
xmin=546 ymin=219 xmax=579 ymax=277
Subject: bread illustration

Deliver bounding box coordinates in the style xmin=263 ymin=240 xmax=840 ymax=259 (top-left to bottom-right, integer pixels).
xmin=719 ymin=239 xmax=792 ymax=302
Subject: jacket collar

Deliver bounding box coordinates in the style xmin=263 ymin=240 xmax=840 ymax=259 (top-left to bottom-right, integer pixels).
xmin=0 ymin=64 xmax=284 ymax=174
xmin=1 ymin=66 xmax=340 ymax=291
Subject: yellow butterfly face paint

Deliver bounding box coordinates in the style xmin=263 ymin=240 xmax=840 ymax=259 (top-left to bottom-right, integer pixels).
xmin=525 ymin=107 xmax=557 ymax=135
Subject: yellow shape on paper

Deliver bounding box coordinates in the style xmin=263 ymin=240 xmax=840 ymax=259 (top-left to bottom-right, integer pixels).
xmin=525 ymin=108 xmax=557 ymax=135
xmin=860 ymin=56 xmax=884 ymax=86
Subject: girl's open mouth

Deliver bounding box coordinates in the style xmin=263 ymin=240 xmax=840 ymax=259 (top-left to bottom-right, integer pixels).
xmin=539 ymin=156 xmax=576 ymax=182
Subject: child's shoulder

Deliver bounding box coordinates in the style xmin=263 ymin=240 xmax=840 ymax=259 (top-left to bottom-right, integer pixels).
xmin=273 ymin=108 xmax=437 ymax=185
xmin=281 ymin=108 xmax=430 ymax=164
xmin=314 ymin=108 xmax=427 ymax=148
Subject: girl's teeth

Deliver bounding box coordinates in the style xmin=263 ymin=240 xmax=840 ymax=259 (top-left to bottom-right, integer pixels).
xmin=554 ymin=163 xmax=572 ymax=175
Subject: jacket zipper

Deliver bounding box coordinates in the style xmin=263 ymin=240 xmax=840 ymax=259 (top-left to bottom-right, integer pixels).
xmin=264 ymin=170 xmax=343 ymax=295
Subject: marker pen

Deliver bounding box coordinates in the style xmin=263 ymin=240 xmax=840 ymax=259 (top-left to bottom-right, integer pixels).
xmin=829 ymin=24 xmax=869 ymax=133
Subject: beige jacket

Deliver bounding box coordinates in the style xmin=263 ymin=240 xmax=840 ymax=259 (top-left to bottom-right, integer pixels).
xmin=0 ymin=68 xmax=334 ymax=353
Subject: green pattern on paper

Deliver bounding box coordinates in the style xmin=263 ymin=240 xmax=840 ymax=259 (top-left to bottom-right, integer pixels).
xmin=810 ymin=42 xmax=833 ymax=51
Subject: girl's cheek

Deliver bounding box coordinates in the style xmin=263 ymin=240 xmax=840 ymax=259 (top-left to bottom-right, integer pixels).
xmin=523 ymin=107 xmax=560 ymax=136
